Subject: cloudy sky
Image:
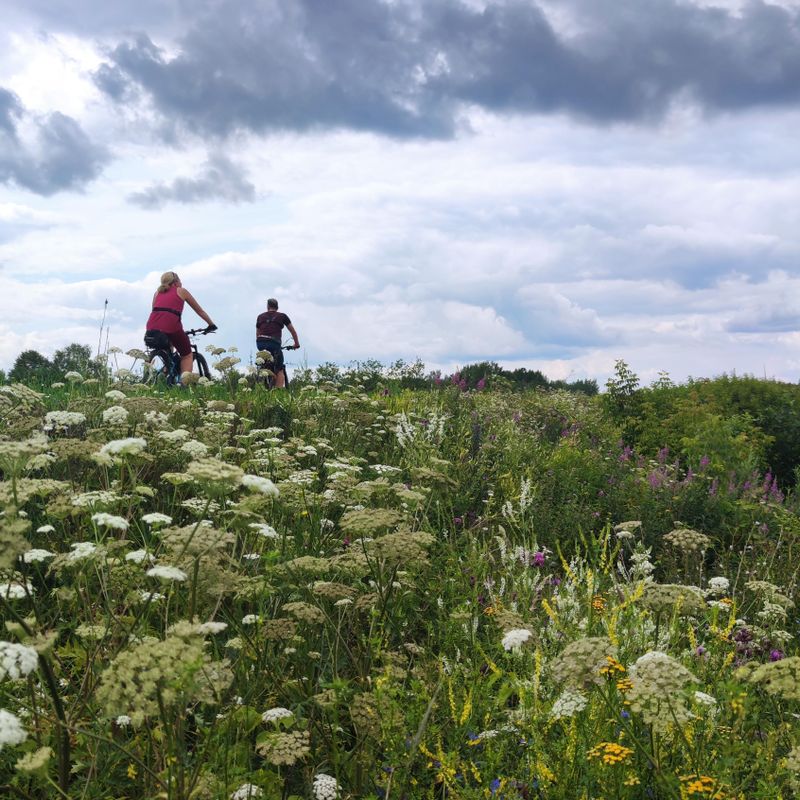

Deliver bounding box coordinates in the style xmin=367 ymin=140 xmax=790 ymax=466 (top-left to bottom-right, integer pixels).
xmin=2 ymin=0 xmax=800 ymax=384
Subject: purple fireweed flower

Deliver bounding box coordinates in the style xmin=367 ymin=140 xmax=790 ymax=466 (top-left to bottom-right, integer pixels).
xmin=647 ymin=471 xmax=663 ymax=489
xmin=476 ymin=378 xmax=486 ymax=391
xmin=533 ymin=551 xmax=545 ymax=566
xmin=618 ymin=445 xmax=633 ymax=463
xmin=657 ymin=446 xmax=670 ymax=464
xmin=699 ymin=454 xmax=710 ymax=470
xmin=709 ymin=478 xmax=719 ymax=497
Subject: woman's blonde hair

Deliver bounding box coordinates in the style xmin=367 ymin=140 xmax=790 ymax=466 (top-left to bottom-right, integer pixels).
xmin=157 ymin=271 xmax=180 ymax=293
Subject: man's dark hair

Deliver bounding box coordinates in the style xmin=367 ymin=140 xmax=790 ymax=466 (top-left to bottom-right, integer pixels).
xmin=267 ymin=298 xmax=278 ymax=309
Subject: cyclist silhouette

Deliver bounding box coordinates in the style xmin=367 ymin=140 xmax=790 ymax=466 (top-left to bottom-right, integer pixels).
xmin=255 ymin=298 xmax=300 ymax=389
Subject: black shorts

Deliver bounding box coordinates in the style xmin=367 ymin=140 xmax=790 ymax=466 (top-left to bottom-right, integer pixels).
xmin=256 ymin=338 xmax=284 ymax=371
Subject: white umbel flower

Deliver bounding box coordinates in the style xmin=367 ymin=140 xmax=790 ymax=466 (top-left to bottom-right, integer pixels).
xmin=230 ymin=785 xmax=263 ymax=799
xmin=0 ymin=709 xmax=27 ymax=750
xmin=262 ymin=707 xmax=293 ymax=723
xmin=91 ymin=513 xmax=129 ymax=531
xmin=0 ymin=642 xmax=39 ymax=680
xmin=22 ymin=549 xmax=55 ymax=563
xmin=146 ymin=566 xmax=188 ymax=582
xmin=501 ymin=628 xmax=533 ymax=652
xmin=141 ymin=513 xmax=173 ymax=528
xmin=312 ymin=773 xmax=341 ymax=800
xmin=100 ymin=438 xmax=147 ymax=457
xmin=241 ymin=475 xmax=279 ymax=496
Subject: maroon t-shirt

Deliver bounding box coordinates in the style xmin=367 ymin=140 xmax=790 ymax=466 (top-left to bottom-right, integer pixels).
xmin=256 ymin=310 xmax=291 ymax=340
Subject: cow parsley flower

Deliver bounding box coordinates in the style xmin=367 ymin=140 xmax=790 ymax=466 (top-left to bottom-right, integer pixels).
xmin=230 ymin=785 xmax=263 ymax=799
xmin=67 ymin=542 xmax=98 ymax=562
xmin=125 ymin=549 xmax=154 ymax=564
xmin=105 ymin=390 xmax=126 ymax=401
xmin=0 ymin=642 xmax=39 ymax=680
xmin=141 ymin=513 xmax=172 ymax=528
xmin=707 ymin=577 xmax=730 ymax=596
xmin=91 ymin=513 xmax=129 ymax=531
xmin=102 ymin=406 xmax=129 ymax=426
xmin=313 ymin=773 xmax=341 ymax=800
xmin=22 ymin=549 xmax=54 ymax=564
xmin=196 ymin=621 xmax=228 ymax=635
xmin=262 ymin=707 xmax=293 ymax=723
xmin=550 ymin=689 xmax=588 ymax=720
xmin=502 ymin=628 xmax=533 ymax=652
xmin=146 ymin=566 xmax=188 ymax=582
xmin=241 ymin=475 xmax=279 ymax=496
xmin=100 ymin=438 xmax=147 ymax=457
xmin=0 ymin=580 xmax=33 ymax=599
xmin=0 ymin=709 xmax=27 ymax=750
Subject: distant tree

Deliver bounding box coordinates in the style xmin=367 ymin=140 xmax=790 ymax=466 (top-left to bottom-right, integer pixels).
xmin=53 ymin=343 xmax=93 ymax=375
xmin=0 ymin=369 xmax=6 ymax=384
xmin=9 ymin=350 xmax=57 ymax=386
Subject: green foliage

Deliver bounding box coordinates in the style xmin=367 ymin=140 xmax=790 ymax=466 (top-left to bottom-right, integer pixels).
xmin=8 ymin=350 xmax=57 ymax=386
xmin=0 ymin=363 xmax=799 ymax=798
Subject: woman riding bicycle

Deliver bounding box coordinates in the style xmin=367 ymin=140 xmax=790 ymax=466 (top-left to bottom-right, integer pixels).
xmin=144 ymin=271 xmax=217 ymax=383
xmin=255 ymin=298 xmax=300 ymax=389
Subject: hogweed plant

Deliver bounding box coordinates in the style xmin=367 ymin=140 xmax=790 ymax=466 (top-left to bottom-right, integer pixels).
xmin=0 ymin=374 xmax=798 ymax=798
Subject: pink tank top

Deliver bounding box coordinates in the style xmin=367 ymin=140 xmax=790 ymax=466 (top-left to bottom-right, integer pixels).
xmin=146 ymin=285 xmax=185 ymax=332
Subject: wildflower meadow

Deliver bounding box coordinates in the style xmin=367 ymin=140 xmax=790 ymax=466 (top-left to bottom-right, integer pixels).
xmin=1 ymin=352 xmax=799 ymax=799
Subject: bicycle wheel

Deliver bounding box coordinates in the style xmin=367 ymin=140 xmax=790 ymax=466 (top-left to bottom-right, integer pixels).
xmin=143 ymin=350 xmax=174 ymax=386
xmin=193 ymin=352 xmax=211 ymax=379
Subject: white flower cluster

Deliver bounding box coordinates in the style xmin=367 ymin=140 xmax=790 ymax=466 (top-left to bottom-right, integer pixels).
xmin=142 ymin=513 xmax=173 ymax=528
xmin=43 ymin=410 xmax=86 ymax=432
xmin=102 ymin=406 xmax=129 ymax=426
xmin=159 ymin=429 xmax=191 ymax=443
xmin=312 ymin=773 xmax=341 ymax=800
xmin=67 ymin=542 xmax=98 ymax=562
xmin=0 ymin=709 xmax=27 ymax=751
xmin=549 ymin=689 xmax=588 ymax=720
xmin=91 ymin=513 xmax=129 ymax=531
xmin=22 ymin=549 xmax=54 ymax=564
xmin=100 ymin=438 xmax=147 ymax=457
xmin=707 ymin=576 xmax=730 ymax=596
xmin=181 ymin=440 xmax=209 ymax=458
xmin=262 ymin=707 xmax=293 ymax=723
xmin=104 ymin=390 xmax=126 ymax=401
xmin=501 ymin=628 xmax=533 ymax=652
xmin=249 ymin=523 xmax=279 ymax=539
xmin=0 ymin=642 xmax=39 ymax=680
xmin=230 ymin=784 xmax=263 ymax=799
xmin=241 ymin=475 xmax=279 ymax=496
xmin=146 ymin=565 xmax=188 ymax=582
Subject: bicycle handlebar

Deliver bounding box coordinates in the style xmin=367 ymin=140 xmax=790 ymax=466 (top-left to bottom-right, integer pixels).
xmin=186 ymin=326 xmax=217 ymax=336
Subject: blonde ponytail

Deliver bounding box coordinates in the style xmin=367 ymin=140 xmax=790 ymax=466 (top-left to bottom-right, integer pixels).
xmin=157 ymin=271 xmax=179 ymax=294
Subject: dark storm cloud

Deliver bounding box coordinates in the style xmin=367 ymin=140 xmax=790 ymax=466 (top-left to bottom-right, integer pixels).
xmin=127 ymin=154 xmax=256 ymax=209
xmin=0 ymin=87 xmax=109 ymax=196
xmin=88 ymin=0 xmax=800 ymax=140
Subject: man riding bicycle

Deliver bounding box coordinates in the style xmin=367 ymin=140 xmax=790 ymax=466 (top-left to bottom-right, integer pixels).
xmin=255 ymin=298 xmax=300 ymax=389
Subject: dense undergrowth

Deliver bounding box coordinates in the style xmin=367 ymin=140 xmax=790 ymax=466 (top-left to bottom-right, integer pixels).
xmin=0 ymin=355 xmax=799 ymax=799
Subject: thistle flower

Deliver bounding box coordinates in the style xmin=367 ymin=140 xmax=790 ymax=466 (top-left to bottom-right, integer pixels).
xmin=146 ymin=565 xmax=188 ymax=582
xmin=0 ymin=642 xmax=39 ymax=680
xmin=0 ymin=709 xmax=27 ymax=750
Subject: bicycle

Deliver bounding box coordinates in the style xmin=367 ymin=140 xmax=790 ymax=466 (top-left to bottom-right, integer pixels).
xmin=143 ymin=327 xmax=215 ymax=386
xmin=254 ymin=341 xmax=298 ymax=389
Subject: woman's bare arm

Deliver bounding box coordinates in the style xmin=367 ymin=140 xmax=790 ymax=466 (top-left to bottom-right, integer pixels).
xmin=178 ymin=287 xmax=215 ymax=327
